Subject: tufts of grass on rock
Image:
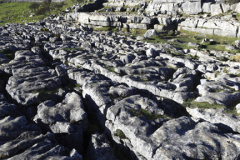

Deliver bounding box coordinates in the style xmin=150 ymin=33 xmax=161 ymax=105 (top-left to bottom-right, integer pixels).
xmin=128 ymin=109 xmax=171 ymax=120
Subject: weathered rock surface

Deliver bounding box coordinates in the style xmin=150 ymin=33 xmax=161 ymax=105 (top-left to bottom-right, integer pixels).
xmin=105 ymin=95 xmax=240 ymax=160
xmin=187 ymin=107 xmax=240 ymax=133
xmin=1 ymin=3 xmax=240 ymax=158
xmin=3 ymin=49 xmax=61 ymax=106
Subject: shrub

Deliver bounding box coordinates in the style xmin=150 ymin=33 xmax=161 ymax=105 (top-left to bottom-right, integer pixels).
xmin=35 ymin=7 xmax=48 ymax=15
xmin=29 ymin=3 xmax=40 ymax=13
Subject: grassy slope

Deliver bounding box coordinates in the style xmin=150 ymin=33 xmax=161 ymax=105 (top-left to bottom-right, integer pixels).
xmin=0 ymin=0 xmax=82 ymax=26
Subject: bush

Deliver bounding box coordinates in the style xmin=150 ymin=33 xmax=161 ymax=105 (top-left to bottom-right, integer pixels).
xmin=42 ymin=0 xmax=52 ymax=14
xmin=35 ymin=7 xmax=48 ymax=15
xmin=29 ymin=3 xmax=40 ymax=13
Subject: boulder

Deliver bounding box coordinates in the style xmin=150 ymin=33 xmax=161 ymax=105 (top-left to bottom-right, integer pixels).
xmin=211 ymin=4 xmax=223 ymax=16
xmin=235 ymin=2 xmax=240 ymax=13
xmin=235 ymin=40 xmax=240 ymax=48
xmin=144 ymin=29 xmax=158 ymax=38
xmin=187 ymin=107 xmax=240 ymax=133
xmin=182 ymin=1 xmax=202 ymax=15
xmin=202 ymin=2 xmax=211 ymax=13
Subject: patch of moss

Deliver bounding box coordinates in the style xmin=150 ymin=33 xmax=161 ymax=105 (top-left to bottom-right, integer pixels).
xmin=0 ymin=49 xmax=15 ymax=60
xmin=106 ymin=67 xmax=118 ymax=74
xmin=62 ymin=47 xmax=84 ymax=51
xmin=128 ymin=109 xmax=171 ymax=120
xmin=182 ymin=99 xmax=226 ymax=110
xmin=209 ymin=88 xmax=224 ymax=93
xmin=31 ymin=86 xmax=60 ymax=103
xmin=93 ymin=26 xmax=118 ymax=32
xmin=223 ymin=67 xmax=228 ymax=73
xmin=114 ymin=129 xmax=127 ymax=139
xmin=215 ymin=71 xmax=220 ymax=78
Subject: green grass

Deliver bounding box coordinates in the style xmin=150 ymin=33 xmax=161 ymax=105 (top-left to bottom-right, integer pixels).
xmin=215 ymin=71 xmax=220 ymax=78
xmin=223 ymin=67 xmax=228 ymax=73
xmin=143 ymin=34 xmax=197 ymax=50
xmin=0 ymin=2 xmax=41 ymax=26
xmin=114 ymin=129 xmax=127 ymax=139
xmin=181 ymin=30 xmax=240 ymax=54
xmin=124 ymin=28 xmax=147 ymax=36
xmin=93 ymin=26 xmax=119 ymax=32
xmin=106 ymin=67 xmax=118 ymax=74
xmin=142 ymin=30 xmax=240 ymax=54
xmin=182 ymin=99 xmax=226 ymax=110
xmin=128 ymin=109 xmax=171 ymax=120
xmin=182 ymin=98 xmax=238 ymax=116
xmin=0 ymin=0 xmax=88 ymax=26
xmin=62 ymin=47 xmax=84 ymax=51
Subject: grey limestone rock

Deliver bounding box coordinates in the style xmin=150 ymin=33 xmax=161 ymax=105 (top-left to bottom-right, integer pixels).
xmin=235 ymin=40 xmax=240 ymax=48
xmin=182 ymin=1 xmax=202 ymax=15
xmin=144 ymin=29 xmax=158 ymax=38
xmin=187 ymin=107 xmax=240 ymax=133
xmin=34 ymin=92 xmax=87 ymax=154
xmin=34 ymin=92 xmax=87 ymax=132
xmin=225 ymin=44 xmax=236 ymax=50
xmin=211 ymin=4 xmax=223 ymax=16
xmin=235 ymin=2 xmax=240 ymax=13
xmin=202 ymin=2 xmax=211 ymax=13
xmin=5 ymin=50 xmax=61 ymax=106
xmin=106 ymin=95 xmax=240 ymax=159
xmin=146 ymin=48 xmax=158 ymax=58
xmin=195 ymin=76 xmax=240 ymax=106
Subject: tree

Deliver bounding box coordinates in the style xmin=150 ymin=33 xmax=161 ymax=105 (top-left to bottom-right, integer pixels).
xmin=29 ymin=3 xmax=40 ymax=13
xmin=43 ymin=0 xmax=52 ymax=15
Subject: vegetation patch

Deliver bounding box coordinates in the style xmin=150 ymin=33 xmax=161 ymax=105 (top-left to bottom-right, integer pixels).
xmin=215 ymin=71 xmax=220 ymax=78
xmin=0 ymin=49 xmax=15 ymax=60
xmin=31 ymin=86 xmax=61 ymax=103
xmin=93 ymin=26 xmax=119 ymax=32
xmin=182 ymin=98 xmax=238 ymax=116
xmin=0 ymin=0 xmax=89 ymax=26
xmin=230 ymin=54 xmax=240 ymax=62
xmin=180 ymin=30 xmax=240 ymax=54
xmin=209 ymin=88 xmax=224 ymax=93
xmin=114 ymin=129 xmax=127 ymax=139
xmin=106 ymin=67 xmax=118 ymax=74
xmin=62 ymin=47 xmax=84 ymax=51
xmin=128 ymin=109 xmax=171 ymax=120
xmin=182 ymin=99 xmax=226 ymax=110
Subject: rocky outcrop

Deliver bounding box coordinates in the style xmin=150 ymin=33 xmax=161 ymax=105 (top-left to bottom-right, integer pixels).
xmin=2 ymin=10 xmax=240 ymax=159
xmin=65 ymin=12 xmax=178 ymax=31
xmin=180 ymin=17 xmax=240 ymax=37
xmin=187 ymin=107 xmax=240 ymax=133
xmin=0 ymin=91 xmax=82 ymax=159
xmin=195 ymin=74 xmax=240 ymax=106
xmin=105 ymin=95 xmax=240 ymax=160
xmin=3 ymin=49 xmax=61 ymax=106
